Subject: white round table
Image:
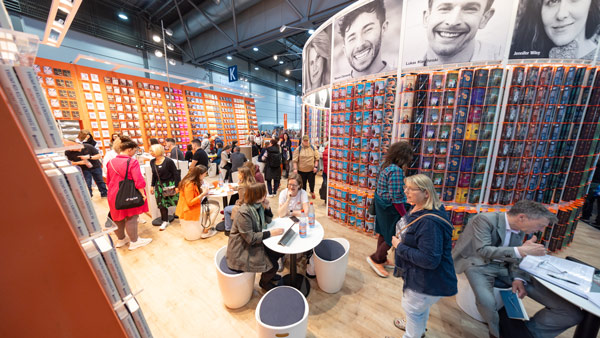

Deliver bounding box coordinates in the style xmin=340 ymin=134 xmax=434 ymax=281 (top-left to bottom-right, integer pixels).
xmin=208 ymin=183 xmax=239 ymax=206
xmin=263 ymin=217 xmax=324 ymax=296
xmin=534 ymin=276 xmax=600 ymax=337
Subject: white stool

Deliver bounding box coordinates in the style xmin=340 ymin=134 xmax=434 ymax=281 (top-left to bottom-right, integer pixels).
xmin=455 ymin=273 xmax=508 ymax=322
xmin=313 ymin=238 xmax=350 ymax=294
xmin=214 ymin=246 xmax=255 ymax=309
xmin=256 ymin=286 xmax=308 ymax=338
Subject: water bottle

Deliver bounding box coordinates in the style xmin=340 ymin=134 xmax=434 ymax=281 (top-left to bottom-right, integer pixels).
xmin=299 ymin=209 xmax=307 ymax=238
xmin=218 ymin=176 xmax=224 ymax=188
xmin=308 ymin=202 xmax=315 ymax=229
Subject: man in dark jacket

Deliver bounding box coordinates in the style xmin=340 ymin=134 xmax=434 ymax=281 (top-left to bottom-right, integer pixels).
xmin=230 ymin=147 xmax=247 ymax=174
xmin=65 ymin=143 xmax=107 ymax=197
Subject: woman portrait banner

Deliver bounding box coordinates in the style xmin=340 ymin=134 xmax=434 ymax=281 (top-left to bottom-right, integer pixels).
xmin=303 ymin=24 xmax=333 ymax=93
xmin=509 ymin=0 xmax=600 ymax=60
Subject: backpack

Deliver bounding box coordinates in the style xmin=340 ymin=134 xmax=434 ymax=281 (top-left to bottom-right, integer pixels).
xmin=112 ymin=158 xmax=145 ymax=210
xmin=268 ymin=147 xmax=282 ymax=168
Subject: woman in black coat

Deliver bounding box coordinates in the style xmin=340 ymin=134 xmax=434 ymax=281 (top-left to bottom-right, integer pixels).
xmin=263 ymin=138 xmax=282 ymax=197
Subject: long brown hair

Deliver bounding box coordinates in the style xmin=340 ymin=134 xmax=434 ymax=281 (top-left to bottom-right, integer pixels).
xmin=381 ymin=141 xmax=413 ymax=170
xmin=244 ymin=183 xmax=267 ymax=204
xmin=239 ymin=166 xmax=256 ymax=185
xmin=179 ymin=165 xmax=208 ymax=192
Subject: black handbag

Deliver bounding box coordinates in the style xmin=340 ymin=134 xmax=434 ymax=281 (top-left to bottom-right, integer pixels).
xmin=113 ymin=158 xmax=145 ymax=210
xmin=152 ymin=160 xmax=177 ymax=197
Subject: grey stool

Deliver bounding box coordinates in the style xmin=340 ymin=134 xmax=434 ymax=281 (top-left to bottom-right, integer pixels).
xmin=256 ymin=286 xmax=308 ymax=338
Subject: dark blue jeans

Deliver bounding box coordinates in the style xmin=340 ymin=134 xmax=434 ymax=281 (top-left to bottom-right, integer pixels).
xmin=83 ymin=167 xmax=108 ymax=197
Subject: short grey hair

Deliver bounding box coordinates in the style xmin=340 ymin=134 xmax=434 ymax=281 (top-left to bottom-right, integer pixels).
xmin=507 ymin=200 xmax=558 ymax=224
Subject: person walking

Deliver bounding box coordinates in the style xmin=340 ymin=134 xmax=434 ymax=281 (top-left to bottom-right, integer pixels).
xmin=280 ymin=133 xmax=292 ymax=178
xmin=292 ymin=135 xmax=320 ymax=199
xmin=367 ymin=141 xmax=413 ymax=278
xmin=149 ymin=144 xmax=180 ymax=231
xmin=106 ymin=136 xmax=152 ymax=250
xmin=390 ymin=174 xmax=457 ymax=338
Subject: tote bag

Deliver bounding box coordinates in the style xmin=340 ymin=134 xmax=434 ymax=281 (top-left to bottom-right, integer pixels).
xmin=112 ymin=158 xmax=145 ymax=210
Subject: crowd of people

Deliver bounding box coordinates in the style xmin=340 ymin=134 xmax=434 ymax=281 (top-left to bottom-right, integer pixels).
xmin=65 ymin=129 xmax=586 ymax=338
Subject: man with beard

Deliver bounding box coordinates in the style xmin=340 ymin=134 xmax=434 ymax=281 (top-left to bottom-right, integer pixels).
xmin=420 ymin=0 xmax=501 ymax=66
xmin=337 ymin=0 xmax=391 ymax=80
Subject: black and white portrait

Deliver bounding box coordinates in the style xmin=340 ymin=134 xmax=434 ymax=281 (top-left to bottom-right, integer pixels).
xmin=303 ymin=24 xmax=332 ymax=93
xmin=331 ymin=0 xmax=403 ymax=82
xmin=303 ymin=88 xmax=331 ymax=109
xmin=402 ymin=0 xmax=514 ymax=69
xmin=509 ymin=0 xmax=600 ymax=60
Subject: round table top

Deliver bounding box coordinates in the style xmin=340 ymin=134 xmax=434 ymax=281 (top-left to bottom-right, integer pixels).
xmin=534 ymin=276 xmax=600 ymax=317
xmin=208 ymin=183 xmax=239 ymax=198
xmin=263 ymin=217 xmax=324 ymax=255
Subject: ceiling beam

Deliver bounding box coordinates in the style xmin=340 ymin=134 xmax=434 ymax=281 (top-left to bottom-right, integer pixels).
xmin=231 ymin=0 xmax=239 ymax=45
xmin=185 ymin=0 xmax=236 ymax=45
xmin=173 ymin=0 xmax=197 ymax=60
xmin=283 ymin=0 xmax=303 ymax=20
xmin=154 ymin=0 xmax=186 ymax=21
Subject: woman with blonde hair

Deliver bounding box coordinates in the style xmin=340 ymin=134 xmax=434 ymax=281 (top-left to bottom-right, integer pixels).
xmin=149 ymin=144 xmax=180 ymax=231
xmin=175 ymin=165 xmax=220 ymax=240
xmin=223 ymin=166 xmax=255 ymax=235
xmin=389 ymin=174 xmax=456 ymax=338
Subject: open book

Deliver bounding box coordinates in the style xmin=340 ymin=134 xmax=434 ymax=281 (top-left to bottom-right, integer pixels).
xmin=519 ymin=255 xmax=594 ymax=298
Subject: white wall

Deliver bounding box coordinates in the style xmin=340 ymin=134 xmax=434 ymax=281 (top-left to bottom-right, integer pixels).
xmin=17 ymin=16 xmax=301 ymax=128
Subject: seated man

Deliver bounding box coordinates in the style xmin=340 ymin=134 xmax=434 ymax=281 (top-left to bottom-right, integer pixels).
xmin=452 ymin=200 xmax=583 ymax=338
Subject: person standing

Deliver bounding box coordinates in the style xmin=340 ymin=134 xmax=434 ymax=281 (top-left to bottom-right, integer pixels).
xmin=226 ymin=183 xmax=284 ymax=291
xmin=184 ymin=144 xmax=194 ymax=162
xmin=367 ymin=141 xmax=413 ymax=278
xmin=220 ymin=145 xmax=233 ymax=181
xmin=264 ymin=138 xmax=282 ymax=197
xmin=149 ymin=144 xmax=181 ymax=231
xmin=292 ymin=135 xmax=320 ymax=199
xmin=190 ymin=138 xmax=209 ymax=168
xmin=103 ymin=137 xmax=121 ymax=180
xmin=319 ymin=144 xmax=329 ymax=201
xmin=106 ymin=137 xmax=152 ymax=250
xmin=390 ymin=174 xmax=457 ymax=338
xmin=452 ymin=200 xmax=582 ymax=338
xmin=65 ymin=142 xmax=108 ymax=198
xmin=165 ymin=138 xmax=184 ymax=162
xmin=77 ymin=129 xmax=97 ymax=147
xmin=281 ymin=132 xmax=292 ymax=178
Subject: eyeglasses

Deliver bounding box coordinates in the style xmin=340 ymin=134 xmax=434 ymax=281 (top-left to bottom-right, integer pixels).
xmin=404 ymin=187 xmax=422 ymax=192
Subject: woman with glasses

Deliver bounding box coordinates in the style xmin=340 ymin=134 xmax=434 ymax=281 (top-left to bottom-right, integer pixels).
xmin=389 ymin=174 xmax=456 ymax=338
xmin=367 ymin=141 xmax=414 ymax=278
xmin=278 ymin=174 xmax=310 ymax=217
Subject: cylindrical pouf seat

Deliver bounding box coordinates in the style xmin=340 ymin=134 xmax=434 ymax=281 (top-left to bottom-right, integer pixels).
xmin=180 ymin=219 xmax=203 ymax=241
xmin=313 ymin=238 xmax=350 ymax=293
xmin=455 ymin=273 xmax=508 ymax=322
xmin=214 ymin=246 xmax=255 ymax=309
xmin=256 ymin=286 xmax=309 ymax=338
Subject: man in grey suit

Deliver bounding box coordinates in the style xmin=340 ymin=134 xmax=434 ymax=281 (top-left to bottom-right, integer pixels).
xmin=452 ymin=200 xmax=582 ymax=338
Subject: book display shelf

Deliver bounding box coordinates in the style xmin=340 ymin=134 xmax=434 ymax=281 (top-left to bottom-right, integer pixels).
xmin=302 ymin=104 xmax=329 ymax=147
xmin=33 ymin=57 xmax=257 ymax=154
xmin=0 ymin=28 xmax=151 ymax=337
xmin=326 ymin=75 xmax=397 ymax=233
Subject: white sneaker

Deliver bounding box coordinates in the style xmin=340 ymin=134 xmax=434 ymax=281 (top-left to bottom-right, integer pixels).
xmin=159 ymin=221 xmax=169 ymax=231
xmin=200 ymin=228 xmax=218 ymax=239
xmin=128 ymin=237 xmax=152 ymax=250
xmin=115 ymin=236 xmax=130 ymax=248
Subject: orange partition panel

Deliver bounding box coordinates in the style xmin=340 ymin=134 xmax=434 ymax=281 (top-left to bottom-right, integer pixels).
xmin=0 ymin=88 xmax=126 ymax=338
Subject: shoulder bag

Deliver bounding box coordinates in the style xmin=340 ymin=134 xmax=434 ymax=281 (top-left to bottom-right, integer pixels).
xmin=152 ymin=160 xmax=177 ymax=197
xmin=112 ymin=158 xmax=145 ymax=210
xmin=396 ymin=213 xmax=452 ymax=235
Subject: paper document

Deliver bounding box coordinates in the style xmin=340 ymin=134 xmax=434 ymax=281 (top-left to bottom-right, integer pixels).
xmin=519 ymin=255 xmax=594 ymax=298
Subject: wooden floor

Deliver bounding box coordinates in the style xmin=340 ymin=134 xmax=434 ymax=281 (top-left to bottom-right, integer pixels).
xmin=91 ymin=175 xmax=600 ymax=338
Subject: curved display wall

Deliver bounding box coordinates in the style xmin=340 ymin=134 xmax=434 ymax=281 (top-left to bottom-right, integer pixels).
xmin=303 ymin=0 xmax=600 ymax=252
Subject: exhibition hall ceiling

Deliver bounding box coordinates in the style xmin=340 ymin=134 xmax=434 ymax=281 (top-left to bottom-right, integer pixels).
xmin=7 ymin=0 xmax=354 ymax=85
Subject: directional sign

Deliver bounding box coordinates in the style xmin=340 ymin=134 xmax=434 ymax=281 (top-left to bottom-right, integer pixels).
xmin=228 ymin=65 xmax=238 ymax=82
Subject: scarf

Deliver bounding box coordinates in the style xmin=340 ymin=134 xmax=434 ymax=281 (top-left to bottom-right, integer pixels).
xmin=248 ymin=203 xmax=266 ymax=230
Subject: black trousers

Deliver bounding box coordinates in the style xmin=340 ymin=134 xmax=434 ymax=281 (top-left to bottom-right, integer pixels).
xmin=260 ymin=246 xmax=283 ymax=284
xmin=582 ymin=193 xmax=600 ymax=224
xmin=223 ymin=163 xmax=232 ymax=182
xmin=266 ymin=179 xmax=280 ymax=195
xmin=298 ymin=170 xmax=316 ymax=193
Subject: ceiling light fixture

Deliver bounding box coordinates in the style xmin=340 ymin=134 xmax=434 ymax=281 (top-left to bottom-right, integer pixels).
xmin=165 ymin=28 xmax=173 ymax=37
xmin=166 ymin=43 xmax=174 ymax=51
xmin=285 ymin=69 xmax=290 ymax=75
xmin=118 ymin=12 xmax=128 ymax=20
xmin=273 ymin=55 xmax=278 ymax=61
xmin=254 ymin=67 xmax=259 ymax=70
xmin=226 ymin=55 xmax=232 ymax=60
xmin=253 ymin=47 xmax=259 ymax=52
xmin=154 ymin=50 xmax=163 ymax=58
xmin=279 ymin=60 xmax=284 ymax=64
xmin=280 ymin=25 xmax=314 ymax=33
xmin=284 ymin=79 xmax=288 ymax=82
xmin=308 ymin=29 xmax=315 ymax=35
xmin=168 ymin=58 xmax=176 ymax=66
xmin=152 ymin=34 xmax=161 ymax=43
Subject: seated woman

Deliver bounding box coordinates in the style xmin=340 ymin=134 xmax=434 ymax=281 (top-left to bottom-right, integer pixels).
xmin=278 ymin=174 xmax=310 ymax=217
xmin=175 ymin=165 xmax=220 ymax=240
xmin=245 ymin=161 xmax=265 ymax=184
xmin=224 ymin=166 xmax=255 ymax=234
xmin=226 ymin=183 xmax=284 ymax=291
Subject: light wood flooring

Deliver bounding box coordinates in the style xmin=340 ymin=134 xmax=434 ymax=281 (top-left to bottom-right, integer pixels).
xmin=91 ymin=175 xmax=600 ymax=338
